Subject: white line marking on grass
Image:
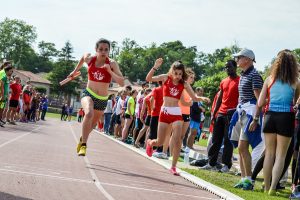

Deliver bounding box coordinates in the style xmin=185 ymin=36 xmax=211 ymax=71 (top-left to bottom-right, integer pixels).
xmin=69 ymin=124 xmax=115 ymax=200
xmin=0 ymin=126 xmax=41 ymax=149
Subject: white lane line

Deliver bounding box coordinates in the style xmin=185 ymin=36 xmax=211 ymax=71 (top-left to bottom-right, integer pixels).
xmin=97 ymin=181 xmax=220 ymax=200
xmin=0 ymin=162 xmax=71 ymax=174
xmin=0 ymin=167 xmax=219 ymax=200
xmin=114 ymin=178 xmax=158 ymax=186
xmin=0 ymin=126 xmax=41 ymax=149
xmin=69 ymin=124 xmax=115 ymax=200
xmin=0 ymin=168 xmax=92 ymax=184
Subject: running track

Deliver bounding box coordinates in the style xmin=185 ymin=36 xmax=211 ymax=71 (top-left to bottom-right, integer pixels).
xmin=0 ymin=118 xmax=220 ymax=200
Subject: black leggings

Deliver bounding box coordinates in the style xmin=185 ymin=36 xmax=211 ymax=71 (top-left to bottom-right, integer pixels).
xmin=252 ymin=137 xmax=294 ymax=186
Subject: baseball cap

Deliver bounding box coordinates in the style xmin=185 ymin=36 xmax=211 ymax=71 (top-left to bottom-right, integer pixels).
xmin=233 ymin=48 xmax=256 ymax=62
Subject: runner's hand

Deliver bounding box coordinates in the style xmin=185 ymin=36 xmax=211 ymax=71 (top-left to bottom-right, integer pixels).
xmin=202 ymin=97 xmax=211 ymax=104
xmin=67 ymin=70 xmax=77 ymax=78
xmin=248 ymin=121 xmax=258 ymax=132
xmin=154 ymin=58 xmax=163 ymax=69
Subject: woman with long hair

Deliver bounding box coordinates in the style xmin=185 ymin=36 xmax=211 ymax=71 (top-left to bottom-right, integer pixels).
xmin=145 ymin=58 xmax=210 ymax=175
xmin=67 ymin=38 xmax=124 ymax=156
xmin=249 ymin=50 xmax=300 ymax=195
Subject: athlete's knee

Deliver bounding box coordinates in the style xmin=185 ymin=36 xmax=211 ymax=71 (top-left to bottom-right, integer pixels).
xmin=84 ymin=111 xmax=94 ymax=119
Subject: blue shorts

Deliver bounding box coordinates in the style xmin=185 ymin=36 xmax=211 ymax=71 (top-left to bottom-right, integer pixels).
xmin=190 ymin=120 xmax=200 ymax=130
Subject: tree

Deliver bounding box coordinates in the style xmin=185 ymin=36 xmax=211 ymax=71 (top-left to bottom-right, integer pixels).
xmin=0 ymin=18 xmax=37 ymax=68
xmin=38 ymin=41 xmax=58 ymax=60
xmin=48 ymin=41 xmax=79 ymax=103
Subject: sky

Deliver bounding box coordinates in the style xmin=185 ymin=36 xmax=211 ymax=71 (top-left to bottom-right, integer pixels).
xmin=1 ymin=0 xmax=300 ymax=71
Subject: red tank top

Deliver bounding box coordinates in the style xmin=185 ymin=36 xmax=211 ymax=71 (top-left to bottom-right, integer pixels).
xmin=88 ymin=57 xmax=112 ymax=83
xmin=163 ymin=76 xmax=184 ymax=99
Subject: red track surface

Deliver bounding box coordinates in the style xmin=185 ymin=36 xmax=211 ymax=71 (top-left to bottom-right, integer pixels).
xmin=0 ymin=119 xmax=219 ymax=200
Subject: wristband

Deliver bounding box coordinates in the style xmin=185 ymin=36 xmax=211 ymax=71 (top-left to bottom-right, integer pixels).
xmin=152 ymin=67 xmax=158 ymax=71
xmin=253 ymin=116 xmax=259 ymax=121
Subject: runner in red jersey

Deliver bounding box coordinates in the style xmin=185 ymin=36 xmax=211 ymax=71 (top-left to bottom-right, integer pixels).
xmin=66 ymin=38 xmax=124 ymax=156
xmin=7 ymin=76 xmax=22 ymax=124
xmin=145 ymin=58 xmax=210 ymax=175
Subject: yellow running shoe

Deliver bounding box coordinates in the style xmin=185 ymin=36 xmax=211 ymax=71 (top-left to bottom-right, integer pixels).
xmin=78 ymin=146 xmax=86 ymax=156
xmin=77 ymin=142 xmax=82 ymax=153
xmin=77 ymin=137 xmax=82 ymax=153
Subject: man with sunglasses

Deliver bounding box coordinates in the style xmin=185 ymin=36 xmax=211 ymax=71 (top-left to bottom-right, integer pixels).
xmin=200 ymin=60 xmax=239 ymax=172
xmin=230 ymin=48 xmax=263 ymax=190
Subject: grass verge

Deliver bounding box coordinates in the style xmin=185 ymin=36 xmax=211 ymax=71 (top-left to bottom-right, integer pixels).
xmin=182 ymin=168 xmax=291 ymax=200
xmin=46 ymin=112 xmax=76 ymax=121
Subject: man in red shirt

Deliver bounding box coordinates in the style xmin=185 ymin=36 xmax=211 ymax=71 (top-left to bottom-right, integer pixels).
xmin=200 ymin=60 xmax=240 ymax=173
xmin=7 ymin=76 xmax=22 ymax=125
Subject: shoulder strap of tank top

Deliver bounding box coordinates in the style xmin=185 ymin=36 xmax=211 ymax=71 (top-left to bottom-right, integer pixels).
xmin=88 ymin=56 xmax=97 ymax=66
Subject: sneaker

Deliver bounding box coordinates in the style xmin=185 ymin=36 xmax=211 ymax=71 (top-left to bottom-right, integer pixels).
xmin=242 ymin=179 xmax=254 ymax=190
xmin=146 ymin=139 xmax=153 ymax=157
xmin=268 ymin=189 xmax=277 ymax=196
xmin=199 ymin=164 xmax=217 ymax=171
xmin=77 ymin=137 xmax=82 ymax=153
xmin=160 ymin=153 xmax=168 ymax=159
xmin=9 ymin=121 xmax=17 ymax=125
xmin=78 ymin=146 xmax=86 ymax=156
xmin=233 ymin=180 xmax=244 ymax=189
xmin=219 ymin=165 xmax=230 ymax=173
xmin=170 ymin=167 xmax=180 ymax=176
xmin=153 ymin=152 xmax=161 ymax=158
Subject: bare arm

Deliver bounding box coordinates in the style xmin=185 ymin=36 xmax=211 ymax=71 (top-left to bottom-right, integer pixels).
xmin=68 ymin=53 xmax=92 ymax=78
xmin=212 ymin=90 xmax=223 ymax=119
xmin=294 ymin=80 xmax=300 ymax=105
xmin=140 ymin=100 xmax=147 ymax=124
xmin=184 ymin=83 xmax=210 ymax=103
xmin=249 ymin=77 xmax=269 ymax=131
xmin=145 ymin=58 xmax=168 ymax=83
xmin=0 ymin=80 xmax=3 ymax=101
xmin=108 ymin=60 xmax=125 ymax=86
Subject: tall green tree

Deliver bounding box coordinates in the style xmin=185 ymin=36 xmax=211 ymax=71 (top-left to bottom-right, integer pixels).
xmin=48 ymin=41 xmax=79 ymax=103
xmin=0 ymin=18 xmax=37 ymax=69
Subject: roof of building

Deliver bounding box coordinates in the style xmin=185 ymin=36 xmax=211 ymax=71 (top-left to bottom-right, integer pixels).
xmin=14 ymin=70 xmax=51 ymax=84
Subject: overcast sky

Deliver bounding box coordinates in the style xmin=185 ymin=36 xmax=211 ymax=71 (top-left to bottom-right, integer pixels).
xmin=1 ymin=0 xmax=300 ymax=70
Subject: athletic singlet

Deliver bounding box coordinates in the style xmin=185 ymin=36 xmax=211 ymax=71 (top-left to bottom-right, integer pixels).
xmin=88 ymin=56 xmax=112 ymax=83
xmin=163 ymin=76 xmax=184 ymax=99
xmin=266 ymin=79 xmax=294 ymax=112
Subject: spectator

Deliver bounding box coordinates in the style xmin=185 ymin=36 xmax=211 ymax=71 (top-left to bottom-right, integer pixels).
xmin=200 ymin=60 xmax=239 ymax=173
xmin=78 ymin=107 xmax=85 ymax=123
xmin=230 ymin=48 xmax=263 ymax=190
xmin=41 ymin=95 xmax=48 ymax=121
xmin=249 ymin=49 xmax=299 ymax=195
xmin=104 ymin=94 xmax=113 ymax=134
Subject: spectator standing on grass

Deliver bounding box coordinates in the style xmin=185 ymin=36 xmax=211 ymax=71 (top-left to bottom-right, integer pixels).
xmin=229 ymin=48 xmax=263 ymax=190
xmin=200 ymin=60 xmax=239 ymax=173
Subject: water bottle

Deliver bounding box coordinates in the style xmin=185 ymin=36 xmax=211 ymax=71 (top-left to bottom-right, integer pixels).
xmin=184 ymin=147 xmax=190 ymax=164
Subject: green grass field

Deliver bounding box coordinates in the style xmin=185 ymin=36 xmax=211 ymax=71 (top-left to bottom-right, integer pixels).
xmin=46 ymin=112 xmax=77 ymax=121
xmin=198 ymin=138 xmax=240 ymax=154
xmin=182 ymin=169 xmax=291 ymax=200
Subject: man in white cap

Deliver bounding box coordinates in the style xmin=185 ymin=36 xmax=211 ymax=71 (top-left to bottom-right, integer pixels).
xmin=229 ymin=48 xmax=263 ymax=190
